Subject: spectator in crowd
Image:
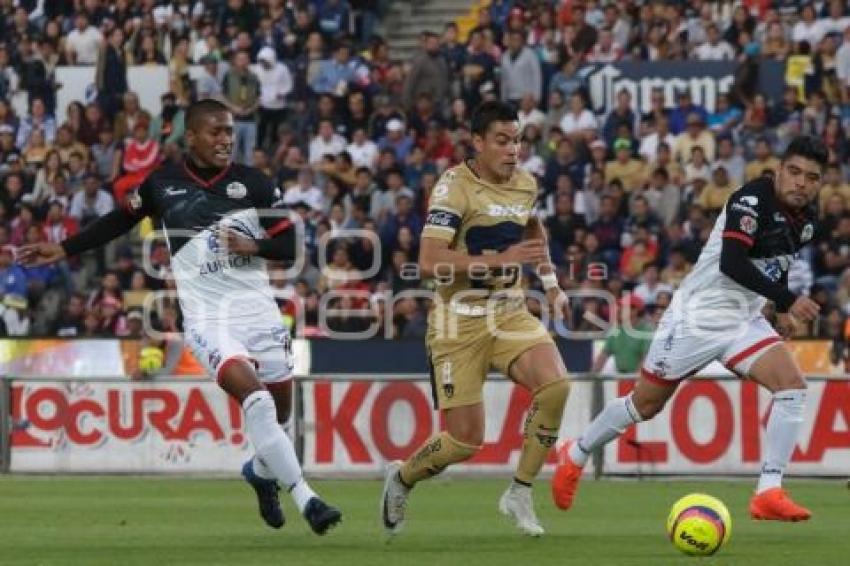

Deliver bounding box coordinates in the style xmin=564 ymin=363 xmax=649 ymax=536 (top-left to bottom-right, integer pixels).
xmin=0 ymin=244 xmax=27 ymax=298
xmin=377 ymin=118 xmax=414 ymax=163
xmin=1 ymin=0 xmax=849 ymax=342
xmin=51 ymin=292 xmax=87 ymax=337
xmin=196 ymin=55 xmax=226 ymax=100
xmin=308 ymin=119 xmax=346 ymax=164
xmin=311 ymin=41 xmax=357 ymax=98
xmin=591 ymin=295 xmax=652 ymax=375
xmin=253 ymin=46 xmax=293 ymax=151
xmin=605 ymin=138 xmax=645 ymax=192
xmin=222 ymin=49 xmax=260 ymax=165
xmin=96 ymin=27 xmax=129 ymax=119
xmin=499 ymin=29 xmax=542 ymax=107
xmin=149 ymin=93 xmax=185 ymax=151
xmin=560 ymin=92 xmax=597 ymax=142
xmin=68 ymin=172 xmax=114 ymax=228
xmin=113 ymin=92 xmax=151 ymax=142
xmin=0 ymin=293 xmax=31 ymax=336
xmin=65 ymin=13 xmax=103 ymax=65
xmin=745 ymin=136 xmax=781 ymax=180
xmin=402 ymin=31 xmax=449 ymax=112
xmin=15 ymin=98 xmax=55 ymax=150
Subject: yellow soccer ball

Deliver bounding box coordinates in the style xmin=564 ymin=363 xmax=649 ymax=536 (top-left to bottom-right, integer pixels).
xmin=138 ymin=346 xmax=164 ymax=372
xmin=667 ymin=493 xmax=732 ymax=556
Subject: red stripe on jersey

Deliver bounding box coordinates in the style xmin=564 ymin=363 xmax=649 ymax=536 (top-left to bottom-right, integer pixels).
xmin=183 ymin=161 xmax=232 ymax=189
xmin=266 ymin=218 xmax=292 ymax=238
xmin=722 ymin=231 xmax=754 ymax=247
xmin=725 ymin=336 xmax=782 ymax=370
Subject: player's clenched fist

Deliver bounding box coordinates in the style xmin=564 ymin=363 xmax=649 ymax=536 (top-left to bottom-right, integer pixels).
xmin=501 ymin=239 xmax=549 ymax=265
xmin=17 ymin=243 xmax=66 ymax=266
xmin=788 ymin=296 xmax=820 ymax=322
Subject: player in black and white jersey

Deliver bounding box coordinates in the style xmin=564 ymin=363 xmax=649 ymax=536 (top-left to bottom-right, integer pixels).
xmin=19 ymin=99 xmax=342 ymax=535
xmin=551 ymin=136 xmax=827 ymax=522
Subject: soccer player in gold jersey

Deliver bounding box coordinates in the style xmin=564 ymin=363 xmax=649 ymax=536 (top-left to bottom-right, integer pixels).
xmin=380 ymin=101 xmax=571 ymax=536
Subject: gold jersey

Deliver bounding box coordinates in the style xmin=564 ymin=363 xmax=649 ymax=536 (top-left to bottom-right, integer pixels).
xmin=421 ymin=161 xmax=537 ymax=309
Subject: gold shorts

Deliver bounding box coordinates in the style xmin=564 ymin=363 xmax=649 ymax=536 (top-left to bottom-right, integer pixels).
xmin=425 ymin=307 xmax=555 ymax=409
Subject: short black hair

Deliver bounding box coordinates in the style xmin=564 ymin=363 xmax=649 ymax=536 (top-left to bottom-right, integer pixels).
xmin=186 ymin=98 xmax=230 ymax=131
xmin=782 ymin=135 xmax=829 ymax=168
xmin=470 ymin=101 xmax=518 ymax=136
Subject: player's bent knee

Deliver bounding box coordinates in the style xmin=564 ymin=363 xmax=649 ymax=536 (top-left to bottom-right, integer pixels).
xmin=447 ymin=421 xmax=485 ymax=447
xmin=535 ymin=378 xmax=570 ymax=413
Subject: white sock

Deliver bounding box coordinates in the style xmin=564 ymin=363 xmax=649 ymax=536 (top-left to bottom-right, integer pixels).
xmin=243 ymin=390 xmax=317 ymax=512
xmin=252 ymin=419 xmax=292 ymax=480
xmin=757 ymin=388 xmax=806 ymax=494
xmin=252 ymin=455 xmax=275 ymax=480
xmin=290 ymin=479 xmax=318 ymax=513
xmin=569 ymin=394 xmax=643 ymax=467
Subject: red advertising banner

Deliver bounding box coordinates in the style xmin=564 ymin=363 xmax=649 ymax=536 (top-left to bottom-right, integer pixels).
xmin=604 ymin=379 xmax=850 ymax=475
xmin=10 ymin=381 xmax=250 ymax=473
xmin=301 ymin=379 xmax=596 ymax=476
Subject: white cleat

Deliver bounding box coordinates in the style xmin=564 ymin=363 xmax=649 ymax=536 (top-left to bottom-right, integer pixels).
xmin=380 ymin=460 xmax=410 ymax=535
xmin=499 ymin=483 xmax=545 ymax=537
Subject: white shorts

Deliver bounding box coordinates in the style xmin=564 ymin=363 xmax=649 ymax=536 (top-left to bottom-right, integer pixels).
xmin=185 ymin=317 xmax=294 ymax=384
xmin=641 ymin=314 xmax=782 ymax=386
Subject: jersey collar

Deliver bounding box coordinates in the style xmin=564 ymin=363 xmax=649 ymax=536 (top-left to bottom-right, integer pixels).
xmin=183 ymin=158 xmax=231 ymax=189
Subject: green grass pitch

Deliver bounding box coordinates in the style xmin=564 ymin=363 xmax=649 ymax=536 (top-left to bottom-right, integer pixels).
xmin=0 ymin=477 xmax=846 ymax=565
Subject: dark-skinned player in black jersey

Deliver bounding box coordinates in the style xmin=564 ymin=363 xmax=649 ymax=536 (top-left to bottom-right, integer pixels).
xmin=19 ymin=99 xmax=342 ymax=535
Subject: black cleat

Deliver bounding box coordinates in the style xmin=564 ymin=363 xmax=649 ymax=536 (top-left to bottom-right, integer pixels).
xmin=303 ymin=497 xmax=342 ymax=535
xmin=241 ymin=460 xmax=285 ymax=529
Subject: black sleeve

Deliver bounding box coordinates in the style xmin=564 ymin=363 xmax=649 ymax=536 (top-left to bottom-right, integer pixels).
xmin=61 ymin=208 xmax=142 ymax=257
xmin=255 ymin=229 xmax=297 ymax=261
xmin=250 ymin=168 xmax=297 ymax=260
xmin=721 ymin=180 xmax=767 ymax=247
xmin=719 ymin=237 xmax=797 ymax=312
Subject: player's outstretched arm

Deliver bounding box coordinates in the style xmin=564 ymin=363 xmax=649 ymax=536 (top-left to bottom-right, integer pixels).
xmin=18 ymin=208 xmax=141 ymax=267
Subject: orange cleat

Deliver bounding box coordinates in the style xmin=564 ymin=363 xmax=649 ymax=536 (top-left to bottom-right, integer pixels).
xmin=749 ymin=488 xmax=812 ymax=522
xmin=551 ymin=440 xmax=584 ymax=511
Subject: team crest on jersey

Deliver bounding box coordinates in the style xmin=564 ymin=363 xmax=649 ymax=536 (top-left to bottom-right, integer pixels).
xmin=226 ymin=181 xmax=248 ymax=199
xmin=740 ymin=215 xmax=757 ymax=235
xmin=801 ymin=223 xmax=814 ymax=242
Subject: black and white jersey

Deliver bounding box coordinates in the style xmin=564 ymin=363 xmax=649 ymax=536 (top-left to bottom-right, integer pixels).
xmin=671 ymin=176 xmax=816 ymax=321
xmin=127 ymin=161 xmax=291 ymax=322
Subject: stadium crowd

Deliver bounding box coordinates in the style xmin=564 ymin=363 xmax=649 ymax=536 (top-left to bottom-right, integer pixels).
xmin=2 ymin=0 xmax=850 ymax=362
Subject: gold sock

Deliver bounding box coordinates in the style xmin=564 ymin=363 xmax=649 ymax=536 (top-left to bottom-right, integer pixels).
xmin=399 ymin=431 xmax=479 ymax=486
xmin=515 ymin=379 xmax=570 ymax=484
